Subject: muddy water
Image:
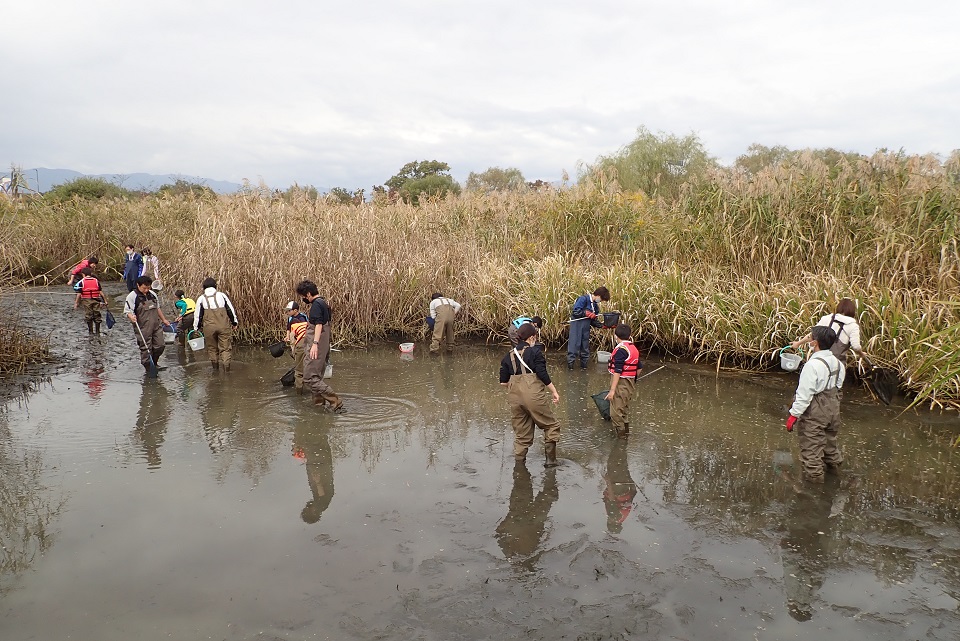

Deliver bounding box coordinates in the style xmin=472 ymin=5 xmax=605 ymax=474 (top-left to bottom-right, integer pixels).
xmin=2 ymin=286 xmax=960 ymax=641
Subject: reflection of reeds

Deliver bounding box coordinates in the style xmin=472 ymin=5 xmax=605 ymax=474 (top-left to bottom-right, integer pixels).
xmin=2 ymin=151 xmax=959 ymax=403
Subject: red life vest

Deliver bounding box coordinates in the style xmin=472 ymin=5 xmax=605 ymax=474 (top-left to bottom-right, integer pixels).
xmin=607 ymin=341 xmax=641 ymax=378
xmin=79 ymin=276 xmax=102 ymax=299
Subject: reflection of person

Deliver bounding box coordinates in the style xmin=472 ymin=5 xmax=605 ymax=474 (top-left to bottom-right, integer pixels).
xmin=567 ymin=286 xmax=610 ymax=369
xmin=602 ymin=437 xmax=638 ymax=534
xmin=603 ymin=323 xmax=642 ymax=437
xmin=134 ymin=381 xmax=171 ymax=468
xmin=73 ymin=266 xmax=105 ymax=334
xmin=499 ymin=322 xmax=560 ymax=466
xmin=292 ymin=424 xmax=335 ymax=523
xmin=508 ymin=315 xmax=544 ymax=347
xmin=495 ymin=463 xmax=559 ymax=569
xmin=296 ymin=280 xmax=344 ymax=412
xmin=194 ymin=277 xmax=239 ymax=371
xmin=67 ymin=255 xmax=98 ymax=286
xmin=780 ymin=482 xmax=838 ymax=621
xmin=429 ymin=292 xmax=462 ymax=353
xmin=122 ymin=244 xmax=143 ymax=292
xmin=285 ymin=300 xmax=309 ymax=394
xmin=786 ymin=326 xmax=845 ymax=483
xmin=791 ymin=298 xmax=867 ymax=362
xmin=124 ymin=276 xmax=172 ymax=373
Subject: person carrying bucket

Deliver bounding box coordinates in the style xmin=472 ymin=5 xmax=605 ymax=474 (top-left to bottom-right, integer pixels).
xmin=567 ymin=286 xmax=610 ymax=369
xmin=285 ymin=300 xmax=310 ymax=394
xmin=73 ymin=266 xmax=105 ymax=335
xmin=194 ymin=277 xmax=239 ymax=371
xmin=499 ymin=322 xmax=561 ymax=467
xmin=603 ymin=323 xmax=643 ymax=437
xmin=785 ymin=325 xmax=845 ymax=483
xmin=295 ymin=280 xmax=344 ymax=413
xmin=122 ymin=244 xmax=143 ymax=292
xmin=173 ymin=290 xmax=196 ymax=346
xmin=428 ymin=292 xmax=462 ymax=353
xmin=508 ymin=315 xmax=544 ymax=347
xmin=124 ymin=276 xmax=172 ymax=373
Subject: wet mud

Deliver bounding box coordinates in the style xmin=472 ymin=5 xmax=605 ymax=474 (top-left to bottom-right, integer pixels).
xmin=1 ymin=285 xmax=959 ymax=640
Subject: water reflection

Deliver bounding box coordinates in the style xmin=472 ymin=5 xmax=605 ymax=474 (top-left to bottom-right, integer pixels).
xmin=602 ymin=437 xmax=638 ymax=533
xmin=495 ymin=464 xmax=558 ymax=571
xmin=292 ymin=425 xmax=335 ymax=524
xmin=133 ymin=381 xmax=170 ymax=469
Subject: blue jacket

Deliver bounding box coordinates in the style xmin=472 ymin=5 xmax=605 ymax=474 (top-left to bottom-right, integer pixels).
xmin=571 ymin=293 xmax=599 ymax=320
xmin=123 ymin=253 xmax=143 ymax=280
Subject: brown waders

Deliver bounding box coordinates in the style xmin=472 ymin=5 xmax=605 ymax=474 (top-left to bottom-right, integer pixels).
xmin=201 ymin=295 xmax=233 ymax=370
xmin=609 ymin=377 xmax=636 ymax=437
xmin=292 ymin=338 xmax=306 ymax=393
xmin=133 ymin=297 xmax=165 ymax=370
xmin=430 ymin=302 xmax=456 ymax=353
xmin=304 ymin=322 xmax=342 ymax=412
xmin=796 ymin=356 xmax=843 ymax=482
xmin=506 ymin=351 xmax=560 ymax=466
xmin=82 ymin=299 xmax=103 ymax=334
xmin=175 ymin=312 xmax=194 ymax=346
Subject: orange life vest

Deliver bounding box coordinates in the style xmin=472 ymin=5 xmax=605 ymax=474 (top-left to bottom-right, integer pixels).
xmin=79 ymin=276 xmax=102 ymax=300
xmin=607 ymin=341 xmax=641 ymax=378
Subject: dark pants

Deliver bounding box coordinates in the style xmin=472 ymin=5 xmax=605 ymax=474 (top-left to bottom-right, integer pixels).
xmin=567 ymin=319 xmax=591 ymax=367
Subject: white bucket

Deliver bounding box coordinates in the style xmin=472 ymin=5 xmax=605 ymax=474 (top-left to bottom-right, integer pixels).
xmin=187 ymin=330 xmax=205 ymax=351
xmin=399 ymin=342 xmax=414 ymax=353
xmin=779 ymin=348 xmax=802 ymax=371
xmin=163 ymin=330 xmax=175 ymax=344
xmin=323 ymin=363 xmax=333 ymax=379
xmin=596 ymin=350 xmax=612 ymax=364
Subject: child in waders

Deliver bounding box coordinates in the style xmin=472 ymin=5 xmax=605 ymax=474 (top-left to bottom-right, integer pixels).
xmin=603 ymin=323 xmax=642 ymax=437
xmin=194 ymin=277 xmax=239 ymax=371
xmin=123 ymin=276 xmax=172 ymax=372
xmin=429 ymin=292 xmax=462 ymax=353
xmin=567 ymin=286 xmax=610 ymax=369
xmin=67 ymin=255 xmax=98 ymax=287
xmin=173 ymin=290 xmax=196 ymax=346
xmin=508 ymin=315 xmax=544 ymax=347
xmin=285 ymin=300 xmax=310 ymax=394
xmin=73 ymin=267 xmax=105 ymax=334
xmin=499 ymin=322 xmax=561 ymax=467
xmin=786 ymin=325 xmax=845 ymax=483
xmin=295 ymin=280 xmax=344 ymax=413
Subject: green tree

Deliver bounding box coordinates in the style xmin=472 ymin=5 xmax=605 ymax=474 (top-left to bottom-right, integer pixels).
xmin=157 ymin=179 xmax=215 ymax=198
xmin=327 ymin=187 xmax=354 ymax=204
xmin=465 ymin=166 xmax=526 ymax=192
xmin=735 ymin=143 xmax=793 ymax=175
xmin=44 ymin=177 xmax=132 ymax=201
xmin=385 ymin=160 xmax=461 ymax=204
xmin=581 ymin=126 xmax=716 ymax=200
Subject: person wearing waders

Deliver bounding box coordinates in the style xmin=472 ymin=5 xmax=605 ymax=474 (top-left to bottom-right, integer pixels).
xmin=173 ymin=290 xmax=196 ymax=346
xmin=285 ymin=300 xmax=310 ymax=394
xmin=786 ymin=325 xmax=845 ymax=483
xmin=295 ymin=280 xmax=344 ymax=413
xmin=122 ymin=244 xmax=143 ymax=292
xmin=499 ymin=322 xmax=561 ymax=466
xmin=124 ymin=276 xmax=172 ymax=373
xmin=194 ymin=277 xmax=239 ymax=371
xmin=73 ymin=266 xmax=105 ymax=334
xmin=507 ymin=315 xmax=544 ymax=347
xmin=603 ymin=323 xmax=642 ymax=437
xmin=429 ymin=292 xmax=462 ymax=353
xmin=791 ymin=297 xmax=869 ymax=363
xmin=567 ymin=286 xmax=610 ymax=369
xmin=67 ymin=255 xmax=98 ymax=287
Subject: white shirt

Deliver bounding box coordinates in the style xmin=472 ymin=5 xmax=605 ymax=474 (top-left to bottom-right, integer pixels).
xmin=429 ymin=297 xmax=462 ymax=319
xmin=789 ymin=349 xmax=846 ymax=417
xmin=194 ymin=287 xmax=238 ymax=329
xmin=815 ymin=313 xmax=861 ymax=352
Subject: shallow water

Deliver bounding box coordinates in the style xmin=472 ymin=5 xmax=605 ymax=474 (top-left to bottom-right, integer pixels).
xmin=2 ymin=286 xmax=960 ymax=640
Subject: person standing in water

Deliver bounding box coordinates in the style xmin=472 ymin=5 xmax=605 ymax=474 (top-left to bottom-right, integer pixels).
xmin=603 ymin=323 xmax=643 ymax=437
xmin=508 ymin=315 xmax=544 ymax=348
xmin=73 ymin=266 xmax=105 ymax=334
xmin=173 ymin=290 xmax=196 ymax=346
xmin=791 ymin=297 xmax=868 ymax=362
xmin=194 ymin=277 xmax=239 ymax=371
xmin=428 ymin=292 xmax=462 ymax=353
xmin=567 ymin=286 xmax=610 ymax=370
xmin=499 ymin=322 xmax=561 ymax=467
xmin=124 ymin=276 xmax=172 ymax=373
xmin=295 ymin=280 xmax=344 ymax=413
xmin=285 ymin=300 xmax=310 ymax=394
xmin=67 ymin=255 xmax=98 ymax=287
xmin=122 ymin=245 xmax=143 ymax=292
xmin=141 ymin=246 xmax=161 ymax=282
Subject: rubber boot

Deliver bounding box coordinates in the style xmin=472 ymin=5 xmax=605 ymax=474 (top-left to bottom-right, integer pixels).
xmin=323 ymin=391 xmax=344 ymax=413
xmin=616 ymin=422 xmax=630 ymax=438
xmin=212 ymin=362 xmax=219 ymax=371
xmin=86 ymin=320 xmax=94 ymax=334
xmin=313 ymin=392 xmax=326 ymax=406
xmin=544 ymin=441 xmax=559 ymax=468
xmin=94 ymin=322 xmax=101 ymax=335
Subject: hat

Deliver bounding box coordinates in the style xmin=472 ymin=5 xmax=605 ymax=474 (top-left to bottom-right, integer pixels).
xmin=285 ymin=300 xmax=298 ymax=311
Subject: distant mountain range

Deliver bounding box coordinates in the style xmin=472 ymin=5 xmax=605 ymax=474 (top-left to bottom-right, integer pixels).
xmin=23 ymin=168 xmax=243 ymax=194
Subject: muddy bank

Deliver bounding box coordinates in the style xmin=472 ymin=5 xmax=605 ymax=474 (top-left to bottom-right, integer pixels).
xmin=1 ymin=285 xmax=959 ymax=641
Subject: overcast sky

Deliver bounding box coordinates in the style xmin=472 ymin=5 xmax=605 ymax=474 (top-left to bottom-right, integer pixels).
xmin=3 ymin=0 xmax=957 ymax=190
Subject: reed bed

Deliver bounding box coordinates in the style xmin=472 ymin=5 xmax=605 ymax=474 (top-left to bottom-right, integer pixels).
xmin=2 ymin=150 xmax=959 ymax=405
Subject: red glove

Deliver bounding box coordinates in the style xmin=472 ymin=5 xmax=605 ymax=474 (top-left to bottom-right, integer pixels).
xmin=585 ymin=310 xmax=597 ymax=319
xmin=786 ymin=415 xmax=797 ymax=432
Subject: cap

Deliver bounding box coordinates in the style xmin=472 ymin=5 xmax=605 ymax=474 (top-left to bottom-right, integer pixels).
xmin=285 ymin=300 xmax=298 ymax=311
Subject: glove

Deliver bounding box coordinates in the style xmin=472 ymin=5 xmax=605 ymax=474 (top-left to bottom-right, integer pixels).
xmin=585 ymin=310 xmax=597 ymax=319
xmin=786 ymin=415 xmax=797 ymax=432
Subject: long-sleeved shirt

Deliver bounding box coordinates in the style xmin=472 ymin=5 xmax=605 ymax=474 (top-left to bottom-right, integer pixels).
xmin=429 ymin=297 xmax=462 ymax=319
xmin=789 ymin=349 xmax=846 ymax=417
xmin=571 ymin=293 xmax=599 ymax=320
xmin=499 ymin=344 xmax=552 ymax=386
xmin=123 ymin=289 xmax=159 ymax=317
xmin=815 ymin=313 xmax=861 ymax=353
xmin=142 ymin=255 xmax=160 ymax=280
xmin=194 ymin=287 xmax=238 ymax=329
xmin=123 ymin=253 xmax=143 ymax=280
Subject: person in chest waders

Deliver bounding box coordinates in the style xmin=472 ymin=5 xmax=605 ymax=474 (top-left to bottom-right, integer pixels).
xmin=785 ymin=325 xmax=845 ymax=483
xmin=295 ymin=279 xmax=344 ymax=413
xmin=285 ymin=300 xmax=310 ymax=394
xmin=499 ymin=322 xmax=561 ymax=467
xmin=73 ymin=266 xmax=105 ymax=334
xmin=194 ymin=277 xmax=239 ymax=371
xmin=429 ymin=292 xmax=462 ymax=353
xmin=123 ymin=276 xmax=172 ymax=372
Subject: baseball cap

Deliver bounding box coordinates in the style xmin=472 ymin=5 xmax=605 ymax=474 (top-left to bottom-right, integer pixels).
xmin=285 ymin=300 xmax=298 ymax=311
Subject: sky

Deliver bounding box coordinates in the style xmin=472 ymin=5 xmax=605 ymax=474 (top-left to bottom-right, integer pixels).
xmin=2 ymin=0 xmax=958 ymax=191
